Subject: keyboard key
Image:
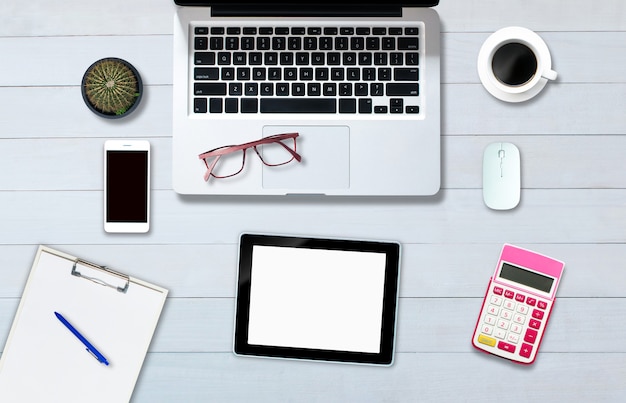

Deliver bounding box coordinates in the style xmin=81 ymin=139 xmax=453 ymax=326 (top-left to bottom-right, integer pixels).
xmin=406 ymin=105 xmax=420 ymax=114
xmin=359 ymin=98 xmax=372 ymax=113
xmin=194 ymin=83 xmax=227 ymax=96
xmin=260 ymin=83 xmax=274 ymax=96
xmin=225 ymin=98 xmax=238 ymax=113
xmin=209 ymin=98 xmax=222 ymax=113
xmin=195 ymin=27 xmax=208 ymax=35
xmin=374 ymin=105 xmax=388 ymax=113
xmin=356 ymin=27 xmax=371 ymax=35
xmin=405 ymin=27 xmax=419 ymax=35
xmin=292 ymin=83 xmax=306 ymax=96
xmin=209 ymin=37 xmax=223 ymax=50
xmin=195 ymin=52 xmax=215 ymax=65
xmin=194 ymin=37 xmax=208 ymax=50
xmin=245 ymin=83 xmax=258 ymax=96
xmin=272 ymin=37 xmax=286 ymax=50
xmin=307 ymin=27 xmax=322 ymax=35
xmin=398 ymin=37 xmax=419 ymax=50
xmin=389 ymin=27 xmax=403 ymax=35
xmin=260 ymin=98 xmax=336 ymax=113
xmin=373 ymin=27 xmax=386 ymax=35
xmin=194 ymin=68 xmax=219 ymax=80
xmin=241 ymin=98 xmax=258 ymax=113
xmin=194 ymin=98 xmax=207 ymax=113
xmin=339 ymin=98 xmax=357 ymax=113
xmin=228 ymin=83 xmax=242 ymax=96
xmin=259 ymin=27 xmax=273 ymax=35
xmin=210 ymin=27 xmax=224 ymax=35
xmin=394 ymin=68 xmax=419 ymax=81
xmin=243 ymin=27 xmax=257 ymax=35
xmin=340 ymin=27 xmax=354 ymax=35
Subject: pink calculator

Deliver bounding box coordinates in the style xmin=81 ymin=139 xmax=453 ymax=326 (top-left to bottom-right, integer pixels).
xmin=472 ymin=244 xmax=564 ymax=364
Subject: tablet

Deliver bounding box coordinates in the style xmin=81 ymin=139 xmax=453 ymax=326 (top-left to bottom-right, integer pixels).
xmin=234 ymin=234 xmax=401 ymax=366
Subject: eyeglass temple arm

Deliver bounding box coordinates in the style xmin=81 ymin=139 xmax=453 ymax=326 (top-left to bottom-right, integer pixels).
xmin=272 ymin=140 xmax=302 ymax=162
xmin=203 ymin=155 xmax=221 ymax=181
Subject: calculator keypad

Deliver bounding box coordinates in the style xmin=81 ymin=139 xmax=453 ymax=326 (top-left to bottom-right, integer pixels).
xmin=475 ymin=284 xmax=551 ymax=363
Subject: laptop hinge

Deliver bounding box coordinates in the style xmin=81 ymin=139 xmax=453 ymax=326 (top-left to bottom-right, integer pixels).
xmin=210 ymin=5 xmax=403 ymax=18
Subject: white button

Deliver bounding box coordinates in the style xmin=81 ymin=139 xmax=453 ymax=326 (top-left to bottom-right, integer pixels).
xmin=507 ymin=333 xmax=520 ymax=344
xmin=504 ymin=300 xmax=516 ymax=310
xmin=490 ymin=295 xmax=503 ymax=306
xmin=510 ymin=324 xmax=523 ymax=334
xmin=481 ymin=324 xmax=494 ymax=335
xmin=484 ymin=314 xmax=497 ymax=325
xmin=487 ymin=305 xmax=500 ymax=316
xmin=513 ymin=314 xmax=526 ymax=324
xmin=497 ymin=320 xmax=510 ymax=330
xmin=517 ymin=305 xmax=529 ymax=315
xmin=494 ymin=328 xmax=507 ymax=339
xmin=501 ymin=310 xmax=512 ymax=320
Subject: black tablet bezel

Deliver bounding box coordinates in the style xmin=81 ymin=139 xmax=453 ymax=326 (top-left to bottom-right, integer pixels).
xmin=234 ymin=234 xmax=401 ymax=365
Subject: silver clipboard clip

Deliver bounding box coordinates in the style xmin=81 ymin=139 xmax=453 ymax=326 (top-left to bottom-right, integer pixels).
xmin=71 ymin=258 xmax=130 ymax=293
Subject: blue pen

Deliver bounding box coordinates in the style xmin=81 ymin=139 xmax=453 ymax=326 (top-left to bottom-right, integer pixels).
xmin=54 ymin=311 xmax=110 ymax=366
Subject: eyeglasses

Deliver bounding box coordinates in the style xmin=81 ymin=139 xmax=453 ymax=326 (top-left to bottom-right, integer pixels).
xmin=198 ymin=132 xmax=302 ymax=182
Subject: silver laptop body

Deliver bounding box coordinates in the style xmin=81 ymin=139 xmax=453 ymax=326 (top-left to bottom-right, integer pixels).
xmin=172 ymin=1 xmax=441 ymax=196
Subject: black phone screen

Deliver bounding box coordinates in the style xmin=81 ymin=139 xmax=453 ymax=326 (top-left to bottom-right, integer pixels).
xmin=106 ymin=150 xmax=148 ymax=223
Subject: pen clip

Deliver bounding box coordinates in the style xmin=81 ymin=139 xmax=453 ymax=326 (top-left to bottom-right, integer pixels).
xmin=85 ymin=347 xmax=109 ymax=366
xmin=71 ymin=259 xmax=129 ymax=293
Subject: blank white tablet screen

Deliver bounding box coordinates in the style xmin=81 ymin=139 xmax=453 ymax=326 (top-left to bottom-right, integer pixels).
xmin=247 ymin=245 xmax=387 ymax=353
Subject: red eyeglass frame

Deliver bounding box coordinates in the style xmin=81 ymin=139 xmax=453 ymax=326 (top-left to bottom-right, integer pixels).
xmin=198 ymin=132 xmax=302 ymax=182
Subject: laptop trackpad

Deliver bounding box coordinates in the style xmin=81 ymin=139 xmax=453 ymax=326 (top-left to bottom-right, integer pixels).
xmin=262 ymin=126 xmax=350 ymax=191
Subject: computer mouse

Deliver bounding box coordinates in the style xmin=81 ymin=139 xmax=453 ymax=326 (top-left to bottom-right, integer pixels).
xmin=483 ymin=142 xmax=521 ymax=210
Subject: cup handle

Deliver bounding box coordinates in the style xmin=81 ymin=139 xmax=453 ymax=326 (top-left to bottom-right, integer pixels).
xmin=543 ymin=69 xmax=558 ymax=81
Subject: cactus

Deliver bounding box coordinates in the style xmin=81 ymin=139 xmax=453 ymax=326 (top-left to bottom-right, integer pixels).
xmin=83 ymin=58 xmax=140 ymax=116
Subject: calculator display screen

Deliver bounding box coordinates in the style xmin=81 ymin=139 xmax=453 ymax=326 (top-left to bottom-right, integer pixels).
xmin=499 ymin=263 xmax=554 ymax=293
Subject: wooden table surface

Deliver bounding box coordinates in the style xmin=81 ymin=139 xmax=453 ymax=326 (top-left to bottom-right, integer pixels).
xmin=1 ymin=0 xmax=625 ymax=401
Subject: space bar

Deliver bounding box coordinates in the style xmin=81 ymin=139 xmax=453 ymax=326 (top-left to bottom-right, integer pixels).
xmin=260 ymin=98 xmax=336 ymax=113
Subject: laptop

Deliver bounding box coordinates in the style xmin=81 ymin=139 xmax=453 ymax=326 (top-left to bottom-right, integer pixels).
xmin=172 ymin=1 xmax=441 ymax=196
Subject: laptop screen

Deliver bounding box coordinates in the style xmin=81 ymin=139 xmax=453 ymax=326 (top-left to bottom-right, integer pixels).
xmin=174 ymin=1 xmax=439 ymax=6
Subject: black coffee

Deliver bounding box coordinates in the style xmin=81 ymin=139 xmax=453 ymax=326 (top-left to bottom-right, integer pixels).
xmin=491 ymin=42 xmax=538 ymax=86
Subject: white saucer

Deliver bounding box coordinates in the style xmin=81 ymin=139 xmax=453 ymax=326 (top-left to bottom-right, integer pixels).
xmin=477 ymin=27 xmax=555 ymax=103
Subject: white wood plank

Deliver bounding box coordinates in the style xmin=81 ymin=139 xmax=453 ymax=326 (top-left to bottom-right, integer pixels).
xmin=443 ymin=32 xmax=626 ymax=84
xmin=443 ymin=83 xmax=626 ymax=135
xmin=0 ymin=0 xmax=176 ymax=37
xmin=2 ymin=31 xmax=624 ymax=87
xmin=0 ymin=36 xmax=172 ymax=87
xmin=436 ymin=0 xmax=626 ymax=33
xmin=0 ymin=242 xmax=624 ymax=299
xmin=1 ymin=83 xmax=624 ymax=139
xmin=0 ymin=190 xmax=624 ymax=245
xmin=0 ymin=86 xmax=172 ymax=139
xmin=133 ymin=352 xmax=626 ymax=402
xmin=3 ymin=135 xmax=625 ymax=191
xmin=2 ymin=0 xmax=626 ymax=37
xmin=1 ymin=297 xmax=624 ymax=354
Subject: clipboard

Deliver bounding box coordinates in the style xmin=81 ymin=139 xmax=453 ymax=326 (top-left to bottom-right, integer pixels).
xmin=0 ymin=246 xmax=168 ymax=402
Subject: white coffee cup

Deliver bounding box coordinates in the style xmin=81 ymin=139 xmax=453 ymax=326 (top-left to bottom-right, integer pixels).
xmin=478 ymin=27 xmax=557 ymax=102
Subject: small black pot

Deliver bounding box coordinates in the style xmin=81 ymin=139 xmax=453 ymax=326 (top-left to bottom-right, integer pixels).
xmin=81 ymin=57 xmax=143 ymax=119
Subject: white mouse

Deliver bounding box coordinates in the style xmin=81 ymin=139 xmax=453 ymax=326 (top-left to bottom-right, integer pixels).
xmin=483 ymin=142 xmax=521 ymax=210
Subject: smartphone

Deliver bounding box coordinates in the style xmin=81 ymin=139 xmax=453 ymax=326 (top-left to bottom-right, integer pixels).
xmin=104 ymin=140 xmax=150 ymax=233
xmin=472 ymin=244 xmax=564 ymax=364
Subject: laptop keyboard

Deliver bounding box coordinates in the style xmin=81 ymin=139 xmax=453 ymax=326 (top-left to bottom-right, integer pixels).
xmin=191 ymin=25 xmax=421 ymax=115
